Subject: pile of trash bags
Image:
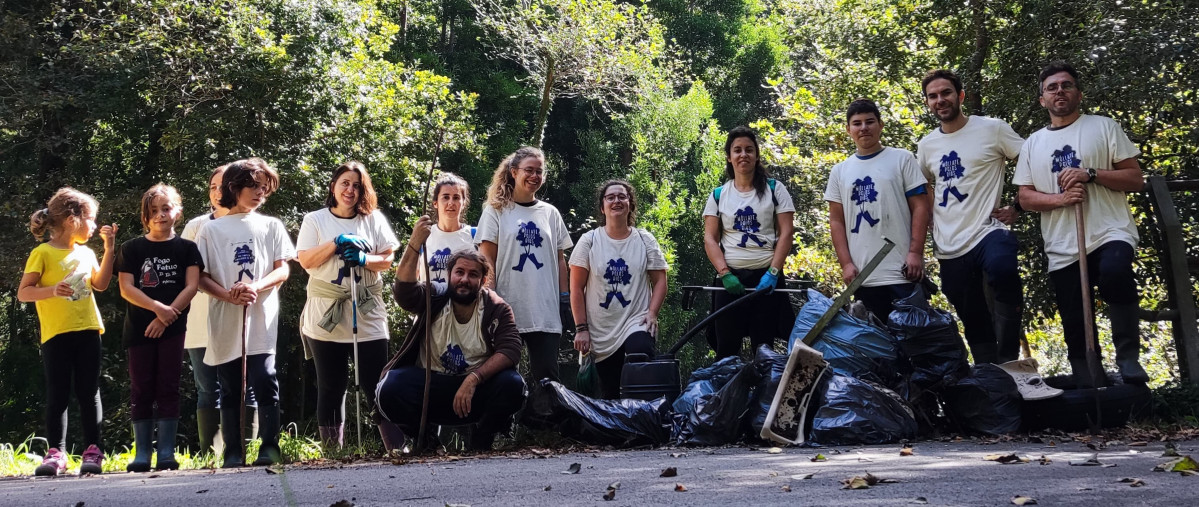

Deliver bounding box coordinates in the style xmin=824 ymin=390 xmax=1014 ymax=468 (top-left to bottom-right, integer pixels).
xmin=526 ymin=286 xmax=1023 ymax=448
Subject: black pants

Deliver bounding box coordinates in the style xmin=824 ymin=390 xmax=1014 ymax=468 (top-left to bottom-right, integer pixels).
xmin=376 ymin=367 xmax=526 ymax=436
xmin=521 ymin=331 xmax=561 ymax=384
xmin=855 ymin=282 xmax=917 ymax=323
xmin=42 ymin=330 xmax=103 ymax=452
xmin=1048 ymin=241 xmax=1138 ymax=362
xmin=216 ymin=353 xmax=280 ymax=413
xmin=595 ymin=331 xmax=656 ymax=400
xmin=712 ymin=268 xmax=794 ymax=359
xmin=309 ymin=338 xmax=389 ymax=426
xmin=940 ymin=229 xmax=1024 ymax=364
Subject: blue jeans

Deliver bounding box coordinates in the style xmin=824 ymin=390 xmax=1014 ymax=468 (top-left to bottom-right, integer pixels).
xmin=188 ymin=347 xmax=256 ymax=410
xmin=939 ymin=229 xmax=1024 ymax=364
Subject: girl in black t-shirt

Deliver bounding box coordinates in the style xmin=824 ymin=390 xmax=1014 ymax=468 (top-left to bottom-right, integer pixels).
xmin=116 ymin=184 xmax=203 ymax=472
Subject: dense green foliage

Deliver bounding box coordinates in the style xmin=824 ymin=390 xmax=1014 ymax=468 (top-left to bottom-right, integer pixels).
xmin=1 ymin=0 xmax=1197 ymax=452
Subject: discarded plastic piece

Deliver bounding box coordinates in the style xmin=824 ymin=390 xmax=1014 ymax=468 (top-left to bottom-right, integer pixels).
xmin=761 ymin=339 xmax=828 ymax=445
xmin=809 ymin=374 xmax=918 ymax=446
xmin=749 ymin=346 xmax=788 ymax=438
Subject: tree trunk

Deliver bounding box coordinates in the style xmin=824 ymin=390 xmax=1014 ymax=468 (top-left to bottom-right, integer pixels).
xmin=966 ymin=0 xmax=989 ymax=114
xmin=401 ymin=0 xmax=409 ymax=43
xmin=531 ymin=57 xmax=556 ymax=148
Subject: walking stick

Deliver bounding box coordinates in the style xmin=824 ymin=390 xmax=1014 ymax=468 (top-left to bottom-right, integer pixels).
xmin=240 ymin=305 xmax=249 ymax=462
xmin=349 ymin=264 xmax=362 ymax=450
xmin=416 ymin=130 xmax=446 ymax=451
xmin=1075 ymin=204 xmax=1107 ymax=390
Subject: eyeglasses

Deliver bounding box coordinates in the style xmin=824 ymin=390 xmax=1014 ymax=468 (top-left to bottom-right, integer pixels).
xmin=1043 ymin=81 xmax=1077 ymax=93
xmin=603 ymin=194 xmax=630 ymax=203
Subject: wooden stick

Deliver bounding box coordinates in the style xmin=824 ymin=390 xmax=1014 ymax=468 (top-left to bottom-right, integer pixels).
xmin=240 ymin=305 xmax=248 ymax=463
xmin=416 ymin=129 xmax=446 ymax=452
xmin=1075 ymin=204 xmax=1106 ymax=390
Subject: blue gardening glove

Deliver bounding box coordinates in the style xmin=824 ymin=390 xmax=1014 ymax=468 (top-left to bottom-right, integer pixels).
xmin=756 ymin=270 xmax=778 ymax=295
xmin=341 ymin=247 xmax=367 ymax=267
xmin=334 ymin=233 xmax=370 ymax=254
xmin=720 ymin=272 xmax=745 ymax=295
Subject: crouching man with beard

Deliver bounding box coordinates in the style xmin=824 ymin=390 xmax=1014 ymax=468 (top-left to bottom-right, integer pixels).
xmin=376 ymin=215 xmax=526 ymax=452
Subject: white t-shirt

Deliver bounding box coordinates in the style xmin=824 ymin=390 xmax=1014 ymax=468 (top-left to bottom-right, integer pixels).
xmin=181 ymin=213 xmax=216 ymax=350
xmin=194 ymin=212 xmax=297 ymax=365
xmin=418 ymin=224 xmax=477 ymax=283
xmin=296 ymin=208 xmax=400 ymax=343
xmin=701 ymin=180 xmax=796 ymax=270
xmin=917 ymin=116 xmax=1025 ymax=259
xmin=1013 ymin=114 xmax=1141 ymax=272
xmin=824 ymin=147 xmax=926 ymax=287
xmin=476 ymin=201 xmax=573 ymax=334
xmin=419 ymin=297 xmax=488 ymax=375
xmin=568 ymin=228 xmax=669 ymax=362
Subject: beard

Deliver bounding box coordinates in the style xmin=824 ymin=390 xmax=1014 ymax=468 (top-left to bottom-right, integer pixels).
xmin=449 ymin=282 xmax=481 ymax=305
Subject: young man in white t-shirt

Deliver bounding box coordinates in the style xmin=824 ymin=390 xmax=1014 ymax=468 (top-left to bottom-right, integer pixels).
xmin=825 ymin=99 xmax=932 ymax=320
xmin=916 ymin=69 xmax=1027 ymax=364
xmin=1013 ymin=62 xmax=1148 ymax=385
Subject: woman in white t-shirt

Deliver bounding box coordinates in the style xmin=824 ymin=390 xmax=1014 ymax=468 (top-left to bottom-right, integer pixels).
xmin=569 ymin=181 xmax=668 ymax=399
xmin=296 ymin=161 xmax=400 ymax=449
xmin=477 ymin=147 xmax=574 ymax=386
xmin=702 ymin=126 xmax=796 ymax=359
xmin=419 ymin=173 xmax=477 ymax=283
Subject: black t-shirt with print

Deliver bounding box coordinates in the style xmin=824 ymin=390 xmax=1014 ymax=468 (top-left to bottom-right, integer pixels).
xmin=117 ymin=236 xmax=204 ymax=347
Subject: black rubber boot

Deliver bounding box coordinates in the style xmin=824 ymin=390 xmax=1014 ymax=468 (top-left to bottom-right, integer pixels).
xmin=244 ymin=406 xmax=259 ymax=441
xmin=220 ymin=407 xmax=244 ymax=468
xmin=1109 ymin=303 xmax=1150 ymax=383
xmin=196 ymin=408 xmax=221 ymax=456
xmin=319 ymin=424 xmax=344 ymax=450
xmin=126 ymin=420 xmax=153 ymax=472
xmin=992 ymin=300 xmax=1024 ymax=364
xmin=252 ymin=406 xmax=281 ymax=466
xmin=154 ymin=418 xmax=180 ymax=470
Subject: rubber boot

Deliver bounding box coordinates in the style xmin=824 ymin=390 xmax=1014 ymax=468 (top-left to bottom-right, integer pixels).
xmin=319 ymin=424 xmax=344 ymax=450
xmin=1109 ymin=303 xmax=1150 ymax=383
xmin=992 ymin=300 xmax=1024 ymax=364
xmin=377 ymin=421 xmax=405 ymax=453
xmin=244 ymin=405 xmax=259 ymax=441
xmin=154 ymin=418 xmax=180 ymax=470
xmin=1070 ymin=357 xmax=1102 ymax=389
xmin=220 ymin=407 xmax=244 ymax=468
xmin=126 ymin=420 xmax=154 ymax=472
xmin=196 ymin=408 xmax=221 ymax=456
xmin=252 ymin=406 xmax=281 ymax=466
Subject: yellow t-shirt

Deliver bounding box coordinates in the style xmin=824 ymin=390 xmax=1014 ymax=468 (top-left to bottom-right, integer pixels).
xmin=23 ymin=243 xmax=105 ymax=342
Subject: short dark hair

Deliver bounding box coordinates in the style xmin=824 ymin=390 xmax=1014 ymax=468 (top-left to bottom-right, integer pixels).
xmin=922 ymin=69 xmax=962 ymax=95
xmin=846 ymin=99 xmax=881 ymax=123
xmin=595 ymin=180 xmax=637 ymax=227
xmin=219 ymin=158 xmax=279 ymax=209
xmin=446 ymin=249 xmax=492 ymax=286
xmin=1038 ymin=61 xmax=1081 ymax=94
xmin=324 ymin=161 xmax=378 ymax=215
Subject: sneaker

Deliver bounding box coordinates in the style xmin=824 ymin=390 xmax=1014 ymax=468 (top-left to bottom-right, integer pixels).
xmin=34 ymin=448 xmax=67 ymax=477
xmin=79 ymin=444 xmax=104 ymax=475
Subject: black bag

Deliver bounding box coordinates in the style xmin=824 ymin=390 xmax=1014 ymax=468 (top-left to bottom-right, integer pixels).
xmin=672 ymin=347 xmax=780 ymax=446
xmin=525 ymin=380 xmax=670 ymax=447
xmin=888 ymin=286 xmax=970 ymax=395
xmin=671 ymin=355 xmax=744 ymax=416
xmin=749 ymin=346 xmax=787 ymax=438
xmin=942 ymin=364 xmax=1022 ymax=435
xmin=809 ymin=373 xmax=919 ymax=446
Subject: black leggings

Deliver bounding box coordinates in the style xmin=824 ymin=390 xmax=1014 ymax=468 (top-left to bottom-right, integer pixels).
xmin=308 ymin=338 xmax=389 ymax=426
xmin=42 ymin=330 xmax=103 ymax=452
xmin=594 ymin=331 xmax=656 ymax=399
xmin=712 ymin=268 xmax=794 ymax=359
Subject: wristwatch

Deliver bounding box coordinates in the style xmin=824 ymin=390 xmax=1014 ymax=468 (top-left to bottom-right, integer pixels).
xmin=1085 ymin=167 xmax=1097 ymax=183
xmin=767 ymin=266 xmax=780 ymax=276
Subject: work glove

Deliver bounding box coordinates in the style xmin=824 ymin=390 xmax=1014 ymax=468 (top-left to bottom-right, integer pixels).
xmin=334 ymin=233 xmax=370 ymax=254
xmin=720 ymin=272 xmax=745 ymax=295
xmin=756 ymin=270 xmax=778 ymax=295
xmin=341 ymin=248 xmax=367 ymax=268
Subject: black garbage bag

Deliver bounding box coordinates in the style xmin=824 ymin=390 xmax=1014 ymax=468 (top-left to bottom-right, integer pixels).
xmin=809 ymin=373 xmax=919 ymax=446
xmin=788 ymin=289 xmax=902 ymax=389
xmin=749 ymin=346 xmax=787 ymax=438
xmin=671 ymin=356 xmax=744 ymax=415
xmin=525 ymin=379 xmax=670 ymax=447
xmin=888 ymin=286 xmax=970 ymax=395
xmin=673 ymin=351 xmax=776 ymax=446
xmin=942 ymin=364 xmax=1022 ymax=435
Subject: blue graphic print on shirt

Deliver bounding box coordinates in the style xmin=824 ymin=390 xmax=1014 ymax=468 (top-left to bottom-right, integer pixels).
xmin=513 ymin=220 xmax=545 ymax=272
xmin=1051 ymin=145 xmax=1082 ymax=192
xmin=937 ymin=150 xmax=970 ymax=207
xmin=850 ymin=176 xmax=881 ymax=234
xmin=440 ymin=344 xmax=468 ymax=374
xmin=600 ymin=258 xmax=632 ymax=309
xmin=428 ymin=247 xmax=453 ymax=283
xmin=233 ymin=243 xmax=255 ymax=282
xmin=733 ymin=206 xmax=767 ymax=247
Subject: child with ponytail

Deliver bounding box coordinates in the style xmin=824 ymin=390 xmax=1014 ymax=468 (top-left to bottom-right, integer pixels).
xmin=17 ymin=187 xmax=118 ymax=476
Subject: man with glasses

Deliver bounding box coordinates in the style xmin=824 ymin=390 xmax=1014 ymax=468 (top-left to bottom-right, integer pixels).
xmin=916 ymin=69 xmax=1026 ymax=364
xmin=1013 ymin=62 xmax=1148 ymax=385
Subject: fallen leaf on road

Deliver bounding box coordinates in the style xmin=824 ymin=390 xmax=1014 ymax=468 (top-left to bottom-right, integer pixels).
xmin=767 ymin=447 xmax=783 ymax=454
xmin=326 ymin=485 xmax=334 ymax=488
xmin=674 ymin=483 xmax=687 ymax=492
xmin=562 ymin=463 xmax=581 ymax=474
xmin=660 ymin=467 xmax=678 ymax=478
xmin=1162 ymin=444 xmax=1180 ymax=457
xmin=781 ymin=485 xmax=791 ymax=492
xmin=900 ymin=446 xmax=914 ymax=456
xmin=1011 ymin=495 xmax=1037 ymax=505
xmin=608 ymin=481 xmax=621 ymax=490
xmin=912 ymin=497 xmax=928 ymax=504
xmin=530 ymin=448 xmax=551 ymax=456
xmin=543 ymin=486 xmax=551 ymax=491
xmin=1129 ymin=441 xmax=1148 ymax=447
xmin=1180 ymin=470 xmax=1199 ymax=476
xmin=841 ymin=477 xmax=871 ymax=490
xmin=984 ymin=453 xmax=1029 ymax=464
xmin=792 ymin=473 xmax=815 ymax=480
xmin=1116 ymin=478 xmax=1146 ymax=487
xmin=196 ymin=490 xmax=209 ymax=494
xmin=265 ymin=468 xmax=278 ymax=475
xmin=858 ymin=457 xmax=874 ymax=463
xmin=1154 ymin=456 xmax=1199 ymax=473
xmin=603 ymin=487 xmax=616 ymax=501
xmin=768 ymin=472 xmax=778 ymax=477
xmin=444 ymin=504 xmax=469 ymax=507
xmin=811 ymin=454 xmax=828 ymax=462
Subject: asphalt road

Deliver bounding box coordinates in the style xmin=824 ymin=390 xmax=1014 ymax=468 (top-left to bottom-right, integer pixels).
xmin=2 ymin=439 xmax=1196 ymax=506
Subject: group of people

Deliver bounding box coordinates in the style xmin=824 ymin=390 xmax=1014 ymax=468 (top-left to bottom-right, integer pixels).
xmin=16 ymin=59 xmax=1149 ymax=477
